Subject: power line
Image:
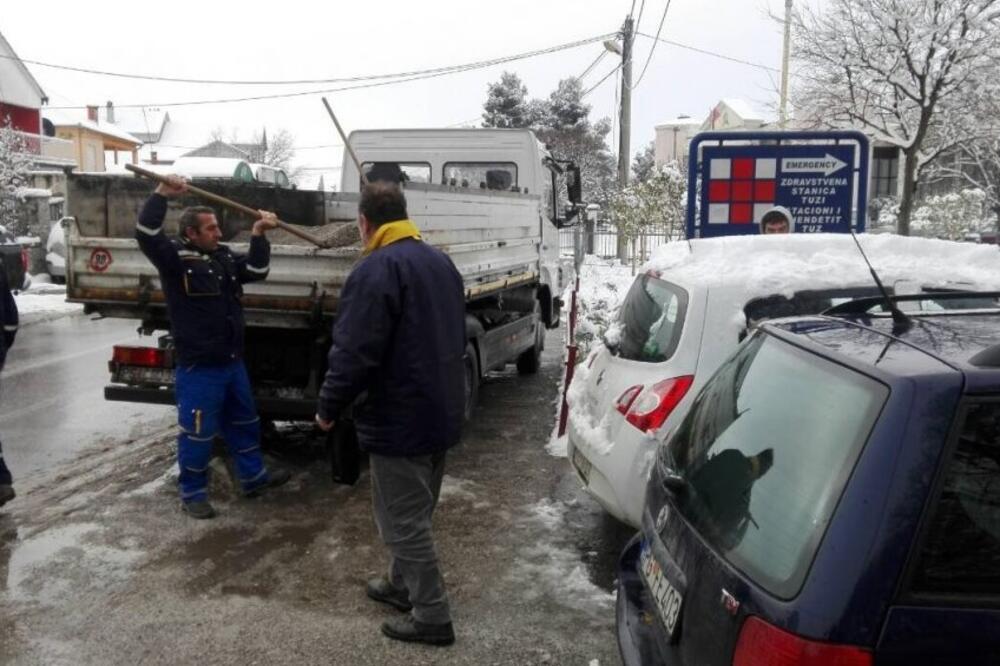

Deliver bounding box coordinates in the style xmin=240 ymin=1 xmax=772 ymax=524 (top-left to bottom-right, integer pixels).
xmin=635 ymin=31 xmax=781 ymax=73
xmin=577 ymin=49 xmax=608 ymax=81
xmin=632 ymin=0 xmax=672 ymax=88
xmin=8 ymin=33 xmax=612 ymax=87
xmin=634 ymin=0 xmax=648 ymax=33
xmin=43 ymin=33 xmax=613 ymax=110
xmin=582 ymin=64 xmax=622 ymax=98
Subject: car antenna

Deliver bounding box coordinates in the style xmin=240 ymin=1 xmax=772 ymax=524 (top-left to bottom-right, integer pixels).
xmin=850 ymin=233 xmax=910 ymax=329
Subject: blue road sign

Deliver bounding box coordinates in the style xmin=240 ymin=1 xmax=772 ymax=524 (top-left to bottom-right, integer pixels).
xmin=685 ymin=131 xmax=870 ymax=238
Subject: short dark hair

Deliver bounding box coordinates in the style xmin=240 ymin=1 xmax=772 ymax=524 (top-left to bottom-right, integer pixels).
xmin=761 ymin=210 xmax=789 ymax=227
xmin=359 ymin=182 xmax=408 ymax=227
xmin=178 ymin=206 xmax=216 ymax=238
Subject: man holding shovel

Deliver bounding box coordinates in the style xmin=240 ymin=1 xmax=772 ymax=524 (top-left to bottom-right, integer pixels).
xmin=136 ymin=175 xmax=290 ymax=519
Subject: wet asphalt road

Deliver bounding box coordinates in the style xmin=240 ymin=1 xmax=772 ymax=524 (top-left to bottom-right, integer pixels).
xmin=0 ymin=324 xmax=634 ymax=665
xmin=0 ymin=314 xmax=173 ymax=486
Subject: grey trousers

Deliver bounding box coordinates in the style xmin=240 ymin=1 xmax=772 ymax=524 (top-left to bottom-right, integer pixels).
xmin=370 ymin=450 xmax=452 ymax=625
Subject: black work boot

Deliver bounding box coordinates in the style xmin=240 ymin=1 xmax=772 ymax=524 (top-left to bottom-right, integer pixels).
xmin=0 ymin=485 xmax=14 ymax=508
xmin=243 ymin=468 xmax=292 ymax=498
xmin=182 ymin=500 xmax=217 ymax=520
xmin=381 ymin=614 xmax=455 ymax=646
xmin=366 ymin=577 xmax=413 ymax=612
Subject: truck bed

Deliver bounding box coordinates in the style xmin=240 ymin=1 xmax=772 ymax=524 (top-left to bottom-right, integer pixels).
xmin=65 ymin=176 xmax=542 ymax=328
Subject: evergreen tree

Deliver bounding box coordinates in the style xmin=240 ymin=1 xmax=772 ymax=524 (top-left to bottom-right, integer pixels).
xmin=482 ymin=72 xmax=530 ymax=129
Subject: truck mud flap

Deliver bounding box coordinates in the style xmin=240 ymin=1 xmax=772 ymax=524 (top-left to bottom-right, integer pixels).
xmin=327 ymin=419 xmax=362 ymax=485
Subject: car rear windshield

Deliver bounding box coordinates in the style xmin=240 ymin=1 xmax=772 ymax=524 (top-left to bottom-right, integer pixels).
xmin=614 ymin=274 xmax=688 ymax=363
xmin=665 ymin=333 xmax=888 ymax=598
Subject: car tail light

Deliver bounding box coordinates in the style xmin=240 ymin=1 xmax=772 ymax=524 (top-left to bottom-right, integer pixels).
xmin=20 ymin=247 xmax=28 ymax=272
xmin=733 ymin=616 xmax=872 ymax=666
xmin=615 ymin=385 xmax=643 ymax=415
xmin=621 ymin=375 xmax=693 ymax=432
xmin=111 ymin=345 xmax=171 ymax=368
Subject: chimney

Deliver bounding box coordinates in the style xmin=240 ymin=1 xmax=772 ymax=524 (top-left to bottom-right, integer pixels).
xmin=86 ymin=105 xmax=98 ymax=123
xmin=106 ymin=101 xmax=115 ymax=124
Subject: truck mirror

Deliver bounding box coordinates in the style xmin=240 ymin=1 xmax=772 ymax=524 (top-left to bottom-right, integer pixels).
xmin=567 ymin=165 xmax=582 ymax=204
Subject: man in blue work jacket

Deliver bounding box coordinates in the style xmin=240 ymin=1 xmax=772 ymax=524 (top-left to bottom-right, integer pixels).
xmin=136 ymin=175 xmax=289 ymax=519
xmin=0 ymin=262 xmax=18 ymax=508
xmin=316 ymin=181 xmax=465 ymax=647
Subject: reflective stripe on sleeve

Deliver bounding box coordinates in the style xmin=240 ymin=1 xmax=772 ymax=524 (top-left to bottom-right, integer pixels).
xmin=246 ymin=264 xmax=269 ymax=274
xmin=136 ymin=222 xmax=162 ymax=236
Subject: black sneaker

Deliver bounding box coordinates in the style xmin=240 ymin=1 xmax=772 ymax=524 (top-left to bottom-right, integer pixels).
xmin=381 ymin=614 xmax=455 ymax=646
xmin=366 ymin=577 xmax=413 ymax=612
xmin=243 ymin=468 xmax=292 ymax=498
xmin=0 ymin=485 xmax=14 ymax=508
xmin=182 ymin=500 xmax=217 ymax=520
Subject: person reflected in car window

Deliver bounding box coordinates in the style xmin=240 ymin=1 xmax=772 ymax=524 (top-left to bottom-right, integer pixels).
xmin=688 ymin=448 xmax=774 ymax=550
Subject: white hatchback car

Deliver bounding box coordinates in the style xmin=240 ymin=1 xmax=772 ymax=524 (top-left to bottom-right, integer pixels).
xmin=566 ymin=233 xmax=1000 ymax=527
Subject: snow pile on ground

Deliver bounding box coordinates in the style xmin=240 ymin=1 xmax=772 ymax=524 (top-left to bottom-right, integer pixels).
xmin=508 ymin=498 xmax=615 ymax=614
xmin=565 ymin=256 xmax=635 ymax=362
xmin=15 ymin=278 xmax=82 ymax=324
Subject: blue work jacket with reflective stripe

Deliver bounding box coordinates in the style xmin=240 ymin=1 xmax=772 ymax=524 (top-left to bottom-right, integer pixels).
xmin=0 ymin=263 xmax=18 ymax=372
xmin=136 ymin=193 xmax=270 ymax=366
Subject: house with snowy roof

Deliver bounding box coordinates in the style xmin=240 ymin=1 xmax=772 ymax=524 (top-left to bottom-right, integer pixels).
xmin=47 ymin=106 xmax=142 ymax=172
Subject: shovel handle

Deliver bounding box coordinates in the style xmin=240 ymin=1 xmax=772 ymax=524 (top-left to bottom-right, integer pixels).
xmin=124 ymin=163 xmax=331 ymax=249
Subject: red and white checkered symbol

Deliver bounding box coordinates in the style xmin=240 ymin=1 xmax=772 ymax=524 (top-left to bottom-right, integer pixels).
xmin=707 ymin=158 xmax=776 ymax=225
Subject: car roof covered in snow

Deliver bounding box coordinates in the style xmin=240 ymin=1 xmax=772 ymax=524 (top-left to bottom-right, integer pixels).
xmin=644 ymin=233 xmax=1000 ymax=299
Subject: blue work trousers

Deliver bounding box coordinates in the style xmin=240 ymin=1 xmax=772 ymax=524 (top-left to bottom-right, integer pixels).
xmin=175 ymin=361 xmax=268 ymax=503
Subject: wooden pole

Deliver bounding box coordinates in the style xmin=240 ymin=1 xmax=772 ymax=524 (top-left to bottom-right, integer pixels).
xmin=124 ymin=163 xmax=330 ymax=248
xmin=321 ymin=97 xmax=369 ymax=186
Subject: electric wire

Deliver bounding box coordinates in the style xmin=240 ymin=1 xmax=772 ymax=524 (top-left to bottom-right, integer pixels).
xmin=631 ymin=0 xmax=672 ymax=89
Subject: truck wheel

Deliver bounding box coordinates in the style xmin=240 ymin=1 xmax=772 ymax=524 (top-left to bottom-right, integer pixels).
xmin=516 ymin=317 xmax=544 ymax=375
xmin=464 ymin=341 xmax=479 ymax=421
xmin=326 ymin=418 xmax=361 ymax=485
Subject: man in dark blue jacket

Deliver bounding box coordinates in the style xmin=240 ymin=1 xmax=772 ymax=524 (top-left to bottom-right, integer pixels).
xmin=0 ymin=261 xmax=18 ymax=507
xmin=316 ymin=182 xmax=465 ymax=647
xmin=137 ymin=175 xmax=289 ymax=519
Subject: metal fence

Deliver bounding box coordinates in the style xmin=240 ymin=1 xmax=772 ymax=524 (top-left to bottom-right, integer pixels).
xmin=559 ymin=223 xmax=679 ymax=264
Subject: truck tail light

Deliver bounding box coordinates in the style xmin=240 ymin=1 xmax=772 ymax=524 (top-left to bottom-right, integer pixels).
xmin=20 ymin=247 xmax=28 ymax=272
xmin=111 ymin=345 xmax=171 ymax=368
xmin=621 ymin=375 xmax=693 ymax=432
xmin=733 ymin=616 xmax=873 ymax=666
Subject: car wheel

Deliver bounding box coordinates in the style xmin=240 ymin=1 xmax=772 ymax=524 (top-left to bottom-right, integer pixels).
xmin=464 ymin=341 xmax=480 ymax=421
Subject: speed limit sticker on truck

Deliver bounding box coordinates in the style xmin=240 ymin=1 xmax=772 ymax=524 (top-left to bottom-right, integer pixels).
xmin=89 ymin=248 xmax=113 ymax=272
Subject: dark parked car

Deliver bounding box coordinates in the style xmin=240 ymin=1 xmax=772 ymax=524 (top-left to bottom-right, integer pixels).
xmin=0 ymin=224 xmax=30 ymax=292
xmin=618 ymin=292 xmax=1000 ymax=666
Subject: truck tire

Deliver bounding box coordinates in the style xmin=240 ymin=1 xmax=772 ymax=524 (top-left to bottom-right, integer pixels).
xmin=516 ymin=314 xmax=544 ymax=375
xmin=464 ymin=341 xmax=479 ymax=421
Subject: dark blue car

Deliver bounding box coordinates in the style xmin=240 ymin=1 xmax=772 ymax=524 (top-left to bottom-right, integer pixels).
xmin=618 ymin=294 xmax=1000 ymax=665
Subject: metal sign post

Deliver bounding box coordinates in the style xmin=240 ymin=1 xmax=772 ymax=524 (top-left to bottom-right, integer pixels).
xmin=685 ymin=131 xmax=870 ymax=238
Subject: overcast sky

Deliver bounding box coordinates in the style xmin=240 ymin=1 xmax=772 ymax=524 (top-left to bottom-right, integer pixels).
xmin=2 ymin=0 xmax=788 ymax=180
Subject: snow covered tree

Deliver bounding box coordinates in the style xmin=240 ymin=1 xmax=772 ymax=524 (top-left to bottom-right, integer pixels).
xmin=791 ymin=0 xmax=1000 ymax=235
xmin=480 ymin=74 xmax=616 ymax=205
xmin=0 ymin=123 xmax=32 ymax=235
xmin=608 ymin=161 xmax=688 ymax=268
xmin=482 ymin=72 xmax=530 ymax=129
xmin=632 ymin=142 xmax=656 ymax=183
xmin=911 ymin=188 xmax=990 ymax=239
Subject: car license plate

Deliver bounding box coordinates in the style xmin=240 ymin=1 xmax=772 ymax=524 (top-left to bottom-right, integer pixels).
xmin=572 ymin=446 xmax=592 ymax=482
xmin=640 ymin=541 xmax=683 ymax=640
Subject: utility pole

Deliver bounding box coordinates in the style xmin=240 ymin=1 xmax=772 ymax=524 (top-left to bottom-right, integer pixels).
xmin=616 ymin=15 xmax=634 ymax=262
xmin=778 ymin=0 xmax=793 ymax=128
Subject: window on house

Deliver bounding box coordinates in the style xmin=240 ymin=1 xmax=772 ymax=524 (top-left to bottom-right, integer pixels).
xmin=872 ymin=146 xmax=898 ymax=198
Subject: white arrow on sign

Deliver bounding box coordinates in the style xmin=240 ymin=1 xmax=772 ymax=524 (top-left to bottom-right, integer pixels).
xmin=781 ymin=154 xmax=848 ymax=177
